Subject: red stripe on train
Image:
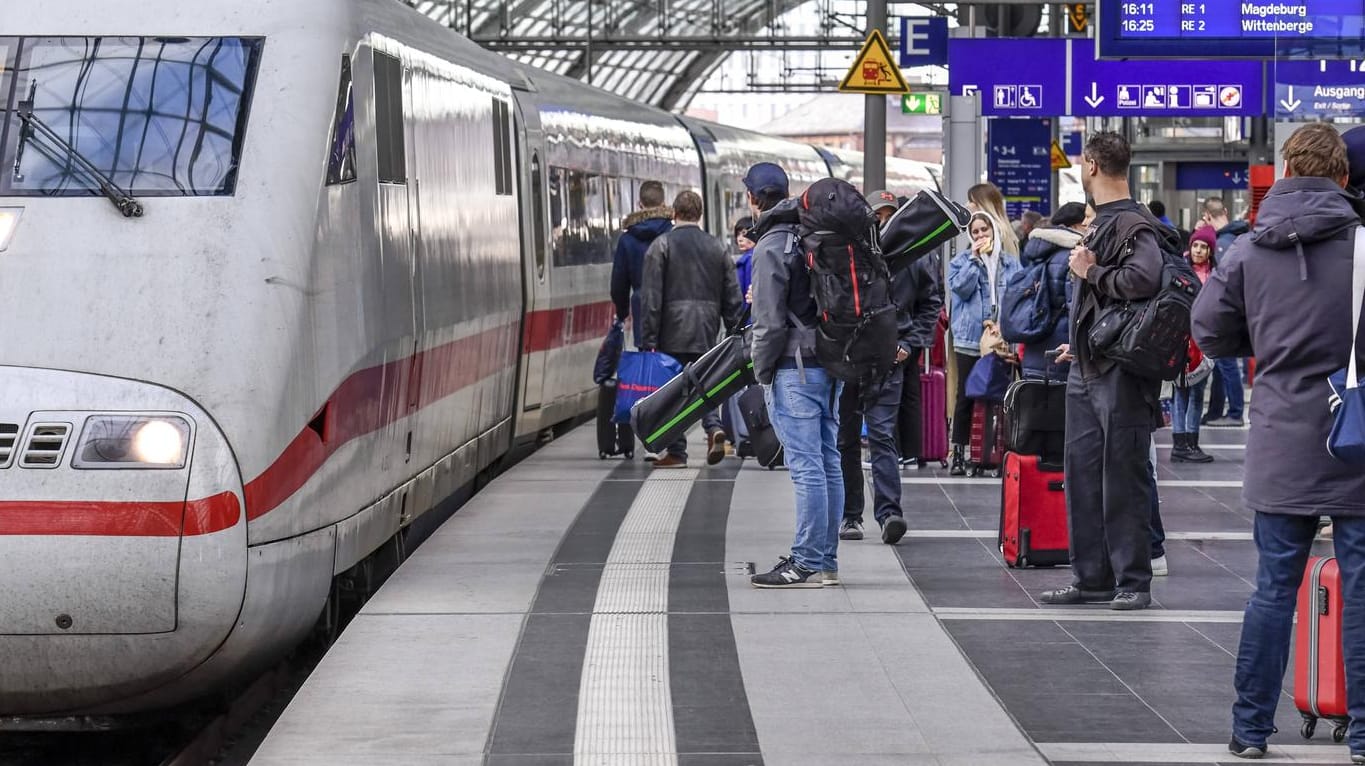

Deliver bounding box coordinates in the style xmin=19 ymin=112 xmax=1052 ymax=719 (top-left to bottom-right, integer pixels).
xmin=0 ymin=492 xmax=240 ymax=537
xmin=0 ymin=301 xmax=610 ymax=537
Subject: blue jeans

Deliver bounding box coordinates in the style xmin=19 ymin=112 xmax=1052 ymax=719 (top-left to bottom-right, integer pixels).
xmin=1171 ymin=381 xmax=1207 ymax=435
xmin=765 ymin=367 xmax=843 ymax=573
xmin=1217 ymin=357 xmax=1250 ymax=417
xmin=1234 ymin=513 xmax=1365 ymax=751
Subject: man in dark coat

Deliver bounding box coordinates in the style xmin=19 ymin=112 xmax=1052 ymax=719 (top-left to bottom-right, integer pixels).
xmin=1039 ymin=132 xmax=1170 ymax=612
xmin=1193 ymin=124 xmax=1365 ymax=761
xmin=610 ymin=181 xmax=672 ymax=346
xmin=639 ymin=190 xmax=743 ymax=468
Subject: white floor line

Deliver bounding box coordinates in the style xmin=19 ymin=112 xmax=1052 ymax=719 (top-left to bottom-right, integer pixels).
xmin=574 ymin=470 xmax=696 ymax=766
xmin=1156 ymin=443 xmax=1247 ymax=450
xmin=905 ymin=529 xmax=1253 ymax=541
xmin=1038 ymin=741 xmax=1344 ymax=763
xmin=902 ymin=477 xmax=1243 ymax=488
xmin=933 ymin=606 xmax=1245 ymax=623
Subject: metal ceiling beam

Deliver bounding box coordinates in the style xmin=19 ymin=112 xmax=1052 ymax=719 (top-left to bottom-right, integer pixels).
xmin=477 ymin=34 xmax=883 ymax=51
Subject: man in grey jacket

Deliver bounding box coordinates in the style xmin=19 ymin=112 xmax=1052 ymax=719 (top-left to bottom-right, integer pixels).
xmin=640 ymin=190 xmax=744 ymax=468
xmin=745 ymin=163 xmax=845 ymax=589
xmin=1192 ymin=123 xmax=1365 ymax=761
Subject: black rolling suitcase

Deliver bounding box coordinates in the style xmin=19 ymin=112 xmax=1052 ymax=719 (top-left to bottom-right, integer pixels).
xmin=737 ymin=385 xmax=784 ymax=468
xmin=596 ymin=379 xmax=634 ymax=459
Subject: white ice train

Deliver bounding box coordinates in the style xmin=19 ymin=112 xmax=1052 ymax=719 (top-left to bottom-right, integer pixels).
xmin=0 ymin=0 xmax=940 ymax=718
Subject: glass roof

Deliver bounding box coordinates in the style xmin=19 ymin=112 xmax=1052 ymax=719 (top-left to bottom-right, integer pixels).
xmin=403 ymin=0 xmax=824 ymax=109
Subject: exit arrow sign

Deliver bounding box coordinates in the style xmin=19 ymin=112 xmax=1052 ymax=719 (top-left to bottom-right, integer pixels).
xmin=901 ymin=91 xmax=943 ymax=115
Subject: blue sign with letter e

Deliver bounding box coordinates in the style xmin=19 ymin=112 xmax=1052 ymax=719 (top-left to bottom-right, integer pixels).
xmin=900 ymin=17 xmax=948 ymax=67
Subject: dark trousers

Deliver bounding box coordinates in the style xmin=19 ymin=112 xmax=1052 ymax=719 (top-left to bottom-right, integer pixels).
xmin=1064 ymin=365 xmax=1160 ymax=594
xmin=1234 ymin=514 xmax=1365 ymax=751
xmin=1148 ymin=438 xmax=1165 ymax=559
xmin=951 ymin=351 xmax=978 ymax=445
xmin=837 ymin=372 xmax=905 ymax=524
xmin=664 ymin=352 xmax=723 ymax=459
xmin=896 ymin=348 xmax=924 ymax=459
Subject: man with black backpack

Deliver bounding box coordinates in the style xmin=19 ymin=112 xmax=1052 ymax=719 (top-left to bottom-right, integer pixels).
xmin=746 ymin=163 xmax=844 ymax=588
xmin=1040 ymin=132 xmax=1176 ymax=612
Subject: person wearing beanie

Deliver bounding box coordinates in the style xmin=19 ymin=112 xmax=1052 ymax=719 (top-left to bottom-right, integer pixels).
xmin=745 ymin=162 xmax=847 ymax=588
xmin=1170 ymin=225 xmax=1218 ymax=465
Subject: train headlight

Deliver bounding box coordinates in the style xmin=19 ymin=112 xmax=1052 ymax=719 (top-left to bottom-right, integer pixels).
xmin=73 ymin=415 xmax=190 ymax=469
xmin=0 ymin=207 xmax=21 ymax=252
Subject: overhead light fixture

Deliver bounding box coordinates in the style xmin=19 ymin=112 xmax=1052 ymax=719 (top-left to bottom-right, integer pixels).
xmin=0 ymin=207 xmax=21 ymax=252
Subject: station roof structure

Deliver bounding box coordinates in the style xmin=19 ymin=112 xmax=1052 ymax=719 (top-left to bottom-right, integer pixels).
xmin=399 ymin=0 xmax=945 ymax=109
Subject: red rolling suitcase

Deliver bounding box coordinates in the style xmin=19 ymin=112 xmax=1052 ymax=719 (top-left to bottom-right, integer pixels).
xmin=920 ymin=359 xmax=949 ymax=466
xmin=999 ymin=452 xmax=1068 ymax=567
xmin=1295 ymin=556 xmax=1349 ymax=742
xmin=968 ymin=401 xmax=1005 ymax=478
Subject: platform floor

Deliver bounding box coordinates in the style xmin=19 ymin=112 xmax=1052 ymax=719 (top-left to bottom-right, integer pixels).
xmin=250 ymin=423 xmax=1348 ymax=766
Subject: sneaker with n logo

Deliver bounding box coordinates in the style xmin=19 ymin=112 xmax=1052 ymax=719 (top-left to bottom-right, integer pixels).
xmin=751 ymin=556 xmax=822 ymax=589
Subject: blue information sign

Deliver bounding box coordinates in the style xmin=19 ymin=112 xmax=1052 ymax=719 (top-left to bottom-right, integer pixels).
xmin=948 ymin=39 xmax=1068 ymax=117
xmin=1272 ymin=60 xmax=1365 ymax=119
xmin=1175 ymin=162 xmax=1249 ymax=191
xmin=899 ymin=17 xmax=948 ymax=67
xmin=988 ymin=118 xmax=1052 ymax=220
xmin=1099 ymin=1 xmax=1365 ymax=58
xmin=1070 ymin=42 xmax=1265 ymax=117
xmin=949 ymin=39 xmax=1264 ymax=117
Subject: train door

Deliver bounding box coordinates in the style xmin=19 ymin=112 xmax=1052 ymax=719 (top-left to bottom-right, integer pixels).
xmin=372 ymin=49 xmax=419 ymax=472
xmin=513 ymin=92 xmax=550 ymax=424
xmin=403 ymin=63 xmax=425 ymax=470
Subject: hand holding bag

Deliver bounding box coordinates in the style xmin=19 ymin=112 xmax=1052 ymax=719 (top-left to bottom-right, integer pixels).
xmin=1327 ymin=228 xmax=1365 ymax=465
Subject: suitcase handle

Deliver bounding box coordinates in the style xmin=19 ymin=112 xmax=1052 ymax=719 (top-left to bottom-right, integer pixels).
xmin=1047 ymin=480 xmax=1064 ymax=492
xmin=1319 ymin=585 xmax=1331 ymax=616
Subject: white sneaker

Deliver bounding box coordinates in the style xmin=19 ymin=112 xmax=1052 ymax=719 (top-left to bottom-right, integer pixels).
xmin=1152 ymin=555 xmax=1169 ymax=577
xmin=821 ymin=571 xmax=841 ymax=586
xmin=643 ymin=452 xmax=658 ymax=463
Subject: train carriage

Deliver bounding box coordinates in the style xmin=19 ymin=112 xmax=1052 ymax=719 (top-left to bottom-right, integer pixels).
xmin=0 ymin=0 xmax=939 ymax=718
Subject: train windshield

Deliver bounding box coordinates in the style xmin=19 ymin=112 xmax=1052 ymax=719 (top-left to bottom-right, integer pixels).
xmin=0 ymin=36 xmax=262 ymax=198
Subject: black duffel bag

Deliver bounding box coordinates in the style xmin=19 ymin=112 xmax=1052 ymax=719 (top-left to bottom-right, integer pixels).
xmin=631 ymin=327 xmax=755 ymax=454
xmin=879 ymin=189 xmax=971 ymax=272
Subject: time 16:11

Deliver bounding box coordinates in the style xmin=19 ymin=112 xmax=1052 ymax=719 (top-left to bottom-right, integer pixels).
xmin=1123 ymin=2 xmax=1156 ymax=14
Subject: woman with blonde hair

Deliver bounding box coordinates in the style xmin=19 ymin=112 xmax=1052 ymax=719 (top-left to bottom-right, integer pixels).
xmin=967 ymin=183 xmax=1021 ymax=255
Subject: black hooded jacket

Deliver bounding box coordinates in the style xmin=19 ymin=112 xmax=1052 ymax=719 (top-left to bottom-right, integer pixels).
xmin=1192 ymin=176 xmax=1365 ymax=517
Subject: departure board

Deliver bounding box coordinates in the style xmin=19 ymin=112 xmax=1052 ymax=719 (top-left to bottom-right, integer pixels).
xmin=1098 ymin=1 xmax=1365 ymax=58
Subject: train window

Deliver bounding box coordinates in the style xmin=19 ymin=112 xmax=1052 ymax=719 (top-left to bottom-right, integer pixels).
xmin=491 ymin=98 xmax=513 ymax=196
xmin=584 ymin=174 xmax=608 ymax=264
xmin=604 ymin=176 xmax=621 ymax=253
xmin=548 ymin=167 xmax=566 ymax=267
xmin=0 ymin=36 xmax=263 ymax=197
xmin=325 ymin=54 xmax=357 ymax=186
xmin=530 ymin=152 xmax=546 ymax=279
xmin=373 ymin=51 xmax=405 ymax=184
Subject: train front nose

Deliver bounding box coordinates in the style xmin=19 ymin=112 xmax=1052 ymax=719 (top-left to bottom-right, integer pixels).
xmin=0 ymin=366 xmax=247 ymax=714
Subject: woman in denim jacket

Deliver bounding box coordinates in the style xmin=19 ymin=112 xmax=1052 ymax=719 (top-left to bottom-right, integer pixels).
xmin=947 ymin=211 xmax=1021 ymax=474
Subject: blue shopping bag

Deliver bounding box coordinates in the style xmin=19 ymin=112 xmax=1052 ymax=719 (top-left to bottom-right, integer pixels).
xmin=614 ymin=350 xmax=681 ymax=424
xmin=964 ymin=354 xmax=1013 ymax=402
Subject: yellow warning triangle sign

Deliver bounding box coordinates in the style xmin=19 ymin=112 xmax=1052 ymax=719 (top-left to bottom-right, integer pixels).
xmin=839 ymin=29 xmax=910 ymax=95
xmin=1050 ymin=140 xmax=1072 ymax=170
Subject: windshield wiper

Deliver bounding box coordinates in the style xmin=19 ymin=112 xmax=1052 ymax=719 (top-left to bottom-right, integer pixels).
xmin=14 ymin=83 xmax=144 ymax=218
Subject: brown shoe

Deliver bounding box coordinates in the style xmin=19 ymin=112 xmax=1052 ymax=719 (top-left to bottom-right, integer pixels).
xmin=652 ymin=453 xmax=687 ymax=469
xmin=707 ymin=430 xmax=727 ymax=466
